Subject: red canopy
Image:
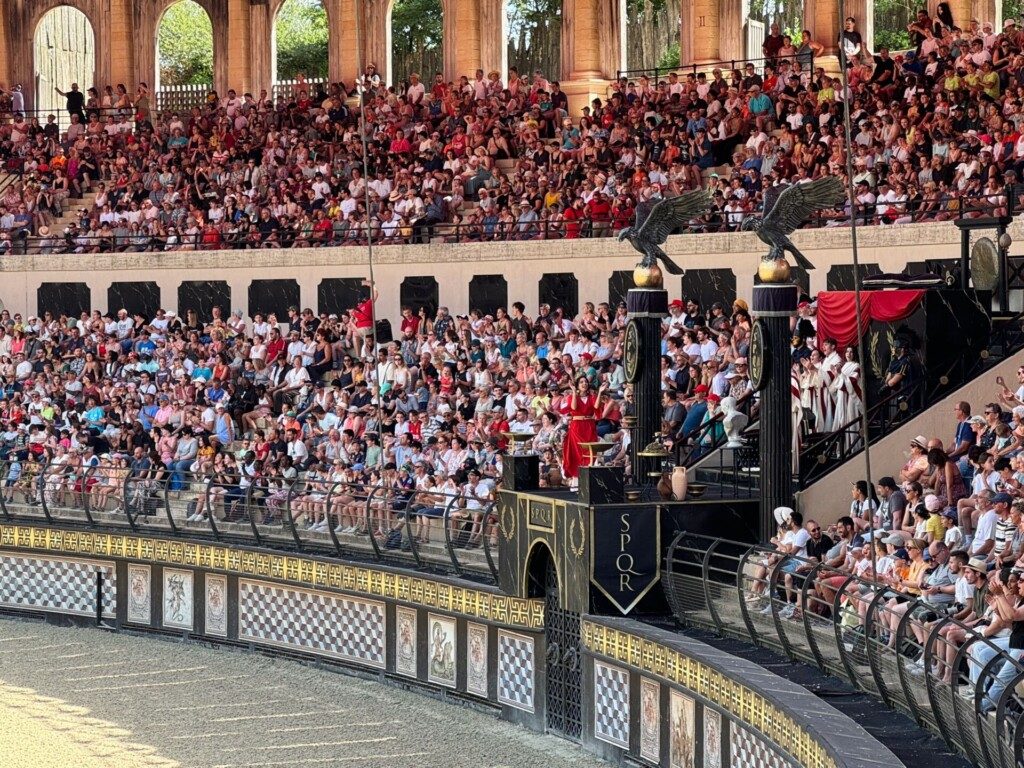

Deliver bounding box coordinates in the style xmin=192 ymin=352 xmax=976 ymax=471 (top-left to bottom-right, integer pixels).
xmin=814 ymin=290 xmax=926 ymax=350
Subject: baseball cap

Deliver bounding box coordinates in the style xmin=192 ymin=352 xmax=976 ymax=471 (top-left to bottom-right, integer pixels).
xmin=993 ymin=492 xmax=1014 ymax=505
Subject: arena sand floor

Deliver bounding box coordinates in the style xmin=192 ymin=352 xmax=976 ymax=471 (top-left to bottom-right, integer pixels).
xmin=0 ymin=617 xmax=604 ymax=768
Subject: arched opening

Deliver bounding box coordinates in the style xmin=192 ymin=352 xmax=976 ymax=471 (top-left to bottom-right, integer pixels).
xmin=155 ymin=0 xmax=213 ymax=113
xmin=625 ymin=0 xmax=681 ymax=73
xmin=389 ymin=0 xmax=443 ymax=89
xmin=873 ymin=1 xmax=914 ymax=50
xmin=33 ymin=6 xmax=95 ymax=128
xmin=749 ymin=0 xmax=802 ymax=41
xmin=272 ymin=0 xmax=329 ymax=103
xmin=524 ymin=541 xmax=554 ymax=598
xmin=506 ymin=0 xmax=562 ymax=83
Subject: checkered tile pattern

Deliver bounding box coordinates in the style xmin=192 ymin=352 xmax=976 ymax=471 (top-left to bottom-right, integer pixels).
xmin=497 ymin=630 xmax=535 ymax=713
xmin=594 ymin=661 xmax=630 ymax=748
xmin=237 ymin=579 xmax=385 ymax=669
xmin=729 ymin=720 xmax=789 ymax=768
xmin=0 ymin=555 xmax=115 ymax=618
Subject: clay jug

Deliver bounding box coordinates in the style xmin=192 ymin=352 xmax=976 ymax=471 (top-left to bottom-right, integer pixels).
xmin=671 ymin=466 xmax=689 ymax=501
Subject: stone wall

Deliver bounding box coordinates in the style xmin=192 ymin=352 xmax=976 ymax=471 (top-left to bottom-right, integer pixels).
xmin=0 ymin=219 xmax=1001 ymax=321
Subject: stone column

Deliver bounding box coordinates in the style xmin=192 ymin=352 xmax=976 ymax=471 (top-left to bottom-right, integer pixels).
xmin=948 ymin=0 xmax=973 ymax=28
xmin=364 ymin=0 xmax=390 ymax=84
xmin=974 ymin=0 xmax=996 ymax=27
xmin=681 ymin=0 xmax=721 ymax=65
xmin=806 ymin=0 xmax=840 ymax=56
xmin=249 ymin=2 xmax=271 ymax=94
xmin=719 ymin=0 xmax=745 ymax=63
xmin=0 ymin=1 xmax=11 ymax=90
xmin=595 ymin=0 xmax=624 ymax=79
xmin=569 ymin=0 xmax=602 ymax=78
xmin=752 ymin=283 xmax=797 ymax=543
xmin=443 ymin=0 xmax=481 ymax=81
xmin=227 ymin=0 xmax=252 ymax=95
xmin=326 ymin=0 xmax=360 ymax=84
xmin=108 ymin=0 xmax=135 ymax=90
xmin=479 ymin=0 xmax=507 ymax=81
xmin=845 ymin=0 xmax=873 ymax=55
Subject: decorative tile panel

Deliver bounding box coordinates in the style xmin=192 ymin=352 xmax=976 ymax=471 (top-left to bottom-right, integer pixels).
xmin=730 ymin=720 xmax=789 ymax=768
xmin=395 ymin=606 xmax=418 ymax=678
xmin=126 ymin=563 xmax=151 ymax=625
xmin=497 ymin=630 xmax=535 ymax=713
xmin=0 ymin=554 xmax=114 ymax=618
xmin=204 ymin=574 xmax=227 ymax=637
xmin=162 ymin=568 xmax=194 ymax=631
xmin=594 ymin=660 xmax=630 ymax=748
xmin=640 ymin=676 xmax=660 ymax=763
xmin=466 ymin=622 xmax=489 ymax=698
xmin=238 ymin=579 xmax=385 ymax=669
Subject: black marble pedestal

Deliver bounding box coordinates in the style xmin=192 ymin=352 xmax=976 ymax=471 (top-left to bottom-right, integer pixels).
xmin=579 ymin=466 xmax=624 ymax=505
xmin=503 ymin=454 xmax=540 ymax=492
xmin=752 ymin=283 xmax=798 ymax=543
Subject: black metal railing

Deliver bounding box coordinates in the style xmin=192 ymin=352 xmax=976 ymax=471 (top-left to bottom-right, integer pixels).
xmin=665 ymin=532 xmax=1024 ymax=768
xmin=0 ymin=458 xmax=499 ymax=584
xmin=616 ymin=54 xmax=816 ymax=83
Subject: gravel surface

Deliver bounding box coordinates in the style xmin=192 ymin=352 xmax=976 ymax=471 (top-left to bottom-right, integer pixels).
xmin=0 ymin=617 xmax=605 ymax=768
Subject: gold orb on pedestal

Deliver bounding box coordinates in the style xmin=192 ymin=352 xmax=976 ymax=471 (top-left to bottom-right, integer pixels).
xmin=633 ymin=263 xmax=664 ymax=288
xmin=758 ymin=258 xmax=792 ymax=284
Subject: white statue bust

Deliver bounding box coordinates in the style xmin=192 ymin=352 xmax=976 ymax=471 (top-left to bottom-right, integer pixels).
xmin=720 ymin=396 xmax=748 ymax=448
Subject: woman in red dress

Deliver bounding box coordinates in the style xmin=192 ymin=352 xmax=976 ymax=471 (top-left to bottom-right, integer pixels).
xmin=562 ymin=377 xmax=604 ymax=489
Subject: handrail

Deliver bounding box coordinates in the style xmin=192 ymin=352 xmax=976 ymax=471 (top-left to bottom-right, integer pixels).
xmin=0 ymin=458 xmax=498 ymax=584
xmin=616 ymin=53 xmax=816 ymax=83
xmin=665 ymin=531 xmax=1024 ymax=768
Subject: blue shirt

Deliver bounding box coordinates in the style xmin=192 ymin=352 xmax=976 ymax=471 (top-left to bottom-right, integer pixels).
xmin=680 ymin=401 xmax=708 ymax=437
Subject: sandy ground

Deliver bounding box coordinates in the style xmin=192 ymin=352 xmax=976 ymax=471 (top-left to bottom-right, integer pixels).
xmin=0 ymin=617 xmax=605 ymax=768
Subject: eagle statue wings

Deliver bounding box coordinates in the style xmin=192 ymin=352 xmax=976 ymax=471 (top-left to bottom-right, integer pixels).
xmin=618 ymin=189 xmax=712 ymax=275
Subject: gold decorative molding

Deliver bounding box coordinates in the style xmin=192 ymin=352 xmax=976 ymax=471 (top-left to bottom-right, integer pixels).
xmin=0 ymin=524 xmax=544 ymax=630
xmin=582 ymin=621 xmax=838 ymax=768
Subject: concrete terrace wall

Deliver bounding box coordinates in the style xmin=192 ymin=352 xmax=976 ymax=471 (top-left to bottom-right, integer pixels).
xmin=0 ymin=218 xmax=1004 ymax=320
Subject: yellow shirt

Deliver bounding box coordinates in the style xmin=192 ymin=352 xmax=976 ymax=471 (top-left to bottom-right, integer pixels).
xmin=926 ymin=514 xmax=944 ymax=542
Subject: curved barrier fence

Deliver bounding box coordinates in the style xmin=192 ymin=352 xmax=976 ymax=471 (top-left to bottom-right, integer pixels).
xmin=0 ymin=459 xmax=498 ymax=584
xmin=665 ymin=532 xmax=1024 ymax=768
xmin=0 ymin=519 xmax=900 ymax=768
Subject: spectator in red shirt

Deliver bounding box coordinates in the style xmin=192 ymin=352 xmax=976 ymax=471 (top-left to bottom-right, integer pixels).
xmin=351 ymin=281 xmax=379 ymax=338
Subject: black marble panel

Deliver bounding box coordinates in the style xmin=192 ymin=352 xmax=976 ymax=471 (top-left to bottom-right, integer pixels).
xmin=754 ymin=266 xmax=809 ymax=297
xmin=826 ymin=263 xmax=882 ymax=291
xmin=503 ymin=454 xmax=540 ymax=491
xmin=578 ymin=465 xmax=624 ymax=504
xmin=318 ymin=278 xmax=368 ymax=316
xmin=681 ymin=268 xmax=737 ymax=311
xmin=249 ymin=279 xmax=300 ymax=322
xmin=906 ymin=259 xmax=959 ymax=281
xmin=607 ymin=270 xmax=633 ymax=308
xmin=177 ymin=281 xmax=230 ymax=322
xmin=468 ymin=275 xmax=508 ymax=316
xmin=37 ymin=282 xmax=89 ymax=318
xmin=107 ymin=281 xmax=161 ymax=320
xmin=539 ymin=272 xmax=579 ymax=317
xmin=400 ymin=276 xmax=439 ymax=318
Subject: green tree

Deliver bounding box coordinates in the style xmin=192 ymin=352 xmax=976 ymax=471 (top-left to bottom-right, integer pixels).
xmin=275 ymin=0 xmax=329 ymax=80
xmin=507 ymin=0 xmax=561 ymax=80
xmin=626 ymin=0 xmax=680 ymax=73
xmin=157 ymin=0 xmax=213 ymax=86
xmin=391 ymin=0 xmax=443 ymax=83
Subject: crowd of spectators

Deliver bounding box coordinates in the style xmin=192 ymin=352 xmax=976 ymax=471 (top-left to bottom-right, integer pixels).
xmin=0 ymin=5 xmax=1021 ymax=252
xmin=752 ymin=367 xmax=1024 ymax=713
xmin=0 ymin=287 xmax=754 ymax=545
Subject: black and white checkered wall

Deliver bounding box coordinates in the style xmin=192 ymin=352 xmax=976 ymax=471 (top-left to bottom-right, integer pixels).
xmin=0 ymin=554 xmax=115 ymax=618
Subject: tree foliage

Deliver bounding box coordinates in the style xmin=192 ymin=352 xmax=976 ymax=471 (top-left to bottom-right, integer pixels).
xmin=507 ymin=0 xmax=561 ymax=80
xmin=275 ymin=0 xmax=329 ymax=80
xmin=873 ymin=0 xmax=913 ymax=51
xmin=626 ymin=0 xmax=680 ymax=72
xmin=391 ymin=0 xmax=443 ymax=84
xmin=157 ymin=0 xmax=213 ymax=86
xmin=748 ymin=0 xmax=803 ymax=39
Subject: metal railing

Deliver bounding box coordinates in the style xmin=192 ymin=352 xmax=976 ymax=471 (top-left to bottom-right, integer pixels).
xmin=665 ymin=532 xmax=1024 ymax=768
xmin=616 ymin=54 xmax=816 ymax=83
xmin=0 ymin=458 xmax=499 ymax=584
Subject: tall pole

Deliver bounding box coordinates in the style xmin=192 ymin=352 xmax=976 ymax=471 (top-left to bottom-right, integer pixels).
xmin=839 ymin=0 xmax=875 ymax=571
xmin=626 ymin=285 xmax=667 ymax=482
xmin=751 ymin=283 xmax=797 ymax=543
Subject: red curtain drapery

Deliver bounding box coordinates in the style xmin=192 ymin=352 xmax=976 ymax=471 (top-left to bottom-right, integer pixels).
xmin=814 ymin=290 xmax=926 ymax=350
